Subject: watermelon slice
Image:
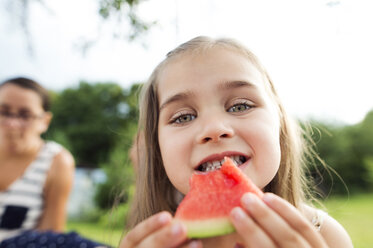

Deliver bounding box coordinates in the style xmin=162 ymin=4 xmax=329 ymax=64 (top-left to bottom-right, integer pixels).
xmin=175 ymin=156 xmax=263 ymax=238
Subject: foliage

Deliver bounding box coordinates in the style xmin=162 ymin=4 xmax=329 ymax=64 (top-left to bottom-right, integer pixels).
xmin=94 ymin=122 xmax=136 ymax=209
xmin=93 ymin=83 xmax=141 ymax=209
xmin=69 ymin=198 xmax=132 ymax=229
xmin=306 ymin=110 xmax=373 ymax=195
xmin=67 ymin=220 xmax=123 ymax=247
xmin=46 ymin=81 xmax=141 ymax=208
xmin=46 ymin=81 xmax=132 ymax=167
xmin=99 ymin=201 xmax=132 ymax=229
xmin=99 ymin=0 xmax=154 ymax=41
xmin=2 ymin=0 xmax=152 ymax=55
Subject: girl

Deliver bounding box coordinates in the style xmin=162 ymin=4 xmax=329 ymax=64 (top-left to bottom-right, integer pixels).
xmin=120 ymin=37 xmax=353 ymax=248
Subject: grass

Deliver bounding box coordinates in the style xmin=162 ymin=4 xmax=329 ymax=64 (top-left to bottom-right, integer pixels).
xmin=323 ymin=193 xmax=373 ymax=248
xmin=67 ymin=221 xmax=123 ymax=247
xmin=67 ymin=193 xmax=373 ymax=248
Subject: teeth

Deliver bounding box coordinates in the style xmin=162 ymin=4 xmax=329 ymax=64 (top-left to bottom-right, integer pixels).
xmin=212 ymin=160 xmax=221 ymax=167
xmin=207 ymin=162 xmax=213 ymax=170
xmin=199 ymin=155 xmax=247 ymax=172
xmin=233 ymin=155 xmax=240 ymax=165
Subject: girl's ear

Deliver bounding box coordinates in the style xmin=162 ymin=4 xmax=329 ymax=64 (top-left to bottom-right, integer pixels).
xmin=40 ymin=111 xmax=53 ymax=133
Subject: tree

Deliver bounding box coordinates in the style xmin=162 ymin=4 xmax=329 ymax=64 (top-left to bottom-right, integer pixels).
xmin=307 ymin=110 xmax=373 ymax=196
xmin=46 ymin=81 xmax=133 ymax=167
xmin=99 ymin=0 xmax=154 ymax=41
xmin=2 ymin=0 xmax=153 ymax=55
xmin=94 ymin=83 xmax=141 ymax=209
xmin=45 ymin=82 xmax=141 ymax=209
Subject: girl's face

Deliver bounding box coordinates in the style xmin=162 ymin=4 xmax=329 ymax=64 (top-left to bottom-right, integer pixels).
xmin=0 ymin=84 xmax=50 ymax=153
xmin=157 ymin=47 xmax=281 ymax=195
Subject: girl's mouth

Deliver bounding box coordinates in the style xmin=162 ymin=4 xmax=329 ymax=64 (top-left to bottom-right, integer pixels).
xmin=196 ymin=155 xmax=248 ymax=172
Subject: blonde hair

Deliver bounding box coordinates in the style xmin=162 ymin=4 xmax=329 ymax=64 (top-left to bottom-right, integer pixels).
xmin=127 ymin=36 xmax=314 ymax=228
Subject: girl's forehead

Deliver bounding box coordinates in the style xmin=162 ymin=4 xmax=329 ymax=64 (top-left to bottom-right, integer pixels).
xmin=157 ymin=47 xmax=268 ymax=92
xmin=155 ymin=47 xmax=279 ymax=113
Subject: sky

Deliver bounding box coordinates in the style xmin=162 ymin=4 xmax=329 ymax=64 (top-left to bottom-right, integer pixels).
xmin=0 ymin=0 xmax=372 ymax=125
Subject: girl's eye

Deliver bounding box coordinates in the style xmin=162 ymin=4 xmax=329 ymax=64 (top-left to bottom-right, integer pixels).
xmin=171 ymin=113 xmax=196 ymax=124
xmin=227 ymin=102 xmax=252 ymax=113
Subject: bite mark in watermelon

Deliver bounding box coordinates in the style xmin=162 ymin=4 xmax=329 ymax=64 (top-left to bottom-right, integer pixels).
xmin=175 ymin=157 xmax=263 ymax=238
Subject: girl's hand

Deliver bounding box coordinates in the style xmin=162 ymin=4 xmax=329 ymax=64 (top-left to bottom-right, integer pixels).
xmin=230 ymin=193 xmax=329 ymax=248
xmin=119 ymin=211 xmax=202 ymax=248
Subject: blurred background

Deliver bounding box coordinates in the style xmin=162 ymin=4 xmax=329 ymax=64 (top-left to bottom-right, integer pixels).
xmin=1 ymin=0 xmax=372 ymax=247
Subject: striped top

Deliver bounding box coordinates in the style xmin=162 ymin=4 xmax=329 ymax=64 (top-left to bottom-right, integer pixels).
xmin=0 ymin=141 xmax=62 ymax=241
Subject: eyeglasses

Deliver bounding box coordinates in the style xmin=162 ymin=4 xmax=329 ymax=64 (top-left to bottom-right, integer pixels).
xmin=0 ymin=111 xmax=44 ymax=124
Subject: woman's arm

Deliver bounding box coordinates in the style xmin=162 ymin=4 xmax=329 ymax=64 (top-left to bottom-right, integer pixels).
xmin=37 ymin=148 xmax=75 ymax=232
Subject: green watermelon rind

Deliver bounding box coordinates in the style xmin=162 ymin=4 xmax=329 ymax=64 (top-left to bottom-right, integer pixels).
xmin=181 ymin=217 xmax=235 ymax=238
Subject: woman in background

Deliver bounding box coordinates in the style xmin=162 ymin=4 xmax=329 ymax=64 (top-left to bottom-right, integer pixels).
xmin=0 ymin=77 xmax=106 ymax=248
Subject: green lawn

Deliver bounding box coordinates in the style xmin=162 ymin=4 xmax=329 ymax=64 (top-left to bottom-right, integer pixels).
xmin=323 ymin=193 xmax=373 ymax=248
xmin=67 ymin=193 xmax=373 ymax=248
xmin=67 ymin=221 xmax=123 ymax=247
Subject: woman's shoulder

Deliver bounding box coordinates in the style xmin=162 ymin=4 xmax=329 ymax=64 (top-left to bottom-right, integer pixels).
xmin=45 ymin=142 xmax=75 ymax=187
xmin=53 ymin=147 xmax=75 ymax=169
xmin=44 ymin=141 xmax=75 ymax=170
xmin=302 ymin=204 xmax=353 ymax=248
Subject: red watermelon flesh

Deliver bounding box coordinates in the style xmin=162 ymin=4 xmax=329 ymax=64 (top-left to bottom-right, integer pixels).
xmin=175 ymin=157 xmax=263 ymax=238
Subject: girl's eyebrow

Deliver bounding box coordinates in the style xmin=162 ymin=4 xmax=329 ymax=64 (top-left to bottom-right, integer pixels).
xmin=159 ymin=91 xmax=195 ymax=112
xmin=159 ymin=80 xmax=255 ymax=112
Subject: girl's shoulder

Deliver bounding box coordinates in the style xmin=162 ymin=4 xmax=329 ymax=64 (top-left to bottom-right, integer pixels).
xmin=302 ymin=204 xmax=353 ymax=248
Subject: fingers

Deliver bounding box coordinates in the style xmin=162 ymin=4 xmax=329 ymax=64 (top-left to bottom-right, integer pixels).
xmin=262 ymin=193 xmax=328 ymax=247
xmin=230 ymin=207 xmax=277 ymax=248
xmin=241 ymin=193 xmax=309 ymax=248
xmin=136 ymin=221 xmax=188 ymax=248
xmin=120 ymin=211 xmax=189 ymax=248
xmin=230 ymin=193 xmax=328 ymax=248
xmin=121 ymin=211 xmax=172 ymax=247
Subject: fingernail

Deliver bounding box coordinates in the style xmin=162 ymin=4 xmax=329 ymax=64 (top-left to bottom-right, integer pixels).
xmin=231 ymin=207 xmax=246 ymax=221
xmin=158 ymin=212 xmax=171 ymax=224
xmin=263 ymin=193 xmax=274 ymax=204
xmin=188 ymin=240 xmax=201 ymax=248
xmin=242 ymin=193 xmax=256 ymax=208
xmin=171 ymin=222 xmax=184 ymax=236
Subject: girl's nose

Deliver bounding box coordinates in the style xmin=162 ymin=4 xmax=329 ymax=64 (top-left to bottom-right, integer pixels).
xmin=197 ymin=116 xmax=234 ymax=144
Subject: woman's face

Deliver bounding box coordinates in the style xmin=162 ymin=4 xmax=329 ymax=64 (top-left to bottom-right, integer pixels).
xmin=0 ymin=84 xmax=51 ymax=153
xmin=157 ymin=47 xmax=281 ymax=195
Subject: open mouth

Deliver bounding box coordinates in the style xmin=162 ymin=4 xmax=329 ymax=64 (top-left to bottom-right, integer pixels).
xmin=196 ymin=155 xmax=248 ymax=172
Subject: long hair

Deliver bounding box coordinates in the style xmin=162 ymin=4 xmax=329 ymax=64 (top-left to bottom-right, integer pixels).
xmin=127 ymin=36 xmax=315 ymax=228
